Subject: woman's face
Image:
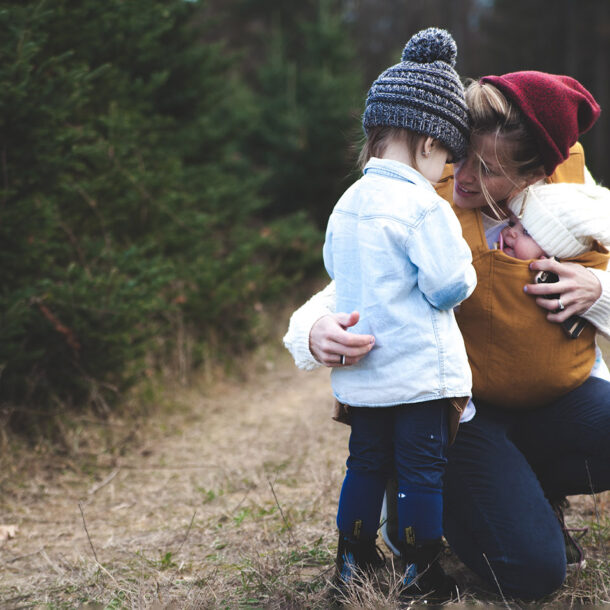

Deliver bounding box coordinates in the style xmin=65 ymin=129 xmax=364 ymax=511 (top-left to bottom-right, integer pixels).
xmin=453 ymin=133 xmax=526 ymax=211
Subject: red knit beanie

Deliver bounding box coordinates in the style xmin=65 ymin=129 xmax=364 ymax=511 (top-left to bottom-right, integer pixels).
xmin=480 ymin=71 xmax=601 ymax=176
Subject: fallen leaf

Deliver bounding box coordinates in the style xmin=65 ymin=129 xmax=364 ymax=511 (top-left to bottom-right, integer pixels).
xmin=0 ymin=525 xmax=18 ymax=542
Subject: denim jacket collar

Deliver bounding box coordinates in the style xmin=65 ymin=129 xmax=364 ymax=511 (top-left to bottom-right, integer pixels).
xmin=364 ymin=157 xmax=436 ymax=194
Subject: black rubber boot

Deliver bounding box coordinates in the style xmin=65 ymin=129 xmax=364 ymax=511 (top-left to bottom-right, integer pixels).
xmin=335 ymin=527 xmax=385 ymax=589
xmin=400 ymin=539 xmax=459 ymax=601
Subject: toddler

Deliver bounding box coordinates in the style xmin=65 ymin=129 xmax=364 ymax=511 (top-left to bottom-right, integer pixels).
xmin=323 ymin=28 xmax=475 ymax=599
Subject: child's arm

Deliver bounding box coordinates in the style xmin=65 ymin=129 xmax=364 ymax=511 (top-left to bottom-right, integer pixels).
xmin=407 ymin=200 xmax=477 ymax=310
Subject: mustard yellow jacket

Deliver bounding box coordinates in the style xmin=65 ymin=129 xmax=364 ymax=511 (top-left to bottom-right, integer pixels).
xmin=435 ymin=144 xmax=609 ymax=409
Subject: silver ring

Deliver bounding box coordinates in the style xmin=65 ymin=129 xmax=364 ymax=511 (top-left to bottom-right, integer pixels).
xmin=340 ymin=354 xmax=346 ymax=365
xmin=557 ymin=298 xmax=565 ymax=312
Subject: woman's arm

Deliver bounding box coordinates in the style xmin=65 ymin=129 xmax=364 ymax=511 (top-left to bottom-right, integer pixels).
xmin=582 ymin=269 xmax=610 ymax=337
xmin=282 ymin=280 xmax=375 ymax=369
xmin=526 ymin=258 xmax=610 ymax=338
xmin=523 ymin=166 xmax=610 ymax=336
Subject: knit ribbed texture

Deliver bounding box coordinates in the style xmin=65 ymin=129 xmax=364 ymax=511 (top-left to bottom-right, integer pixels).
xmin=481 ymin=72 xmax=601 ymax=176
xmin=508 ymin=182 xmax=610 ymax=259
xmin=363 ymin=28 xmax=469 ymax=162
xmin=582 ymin=268 xmax=610 ymax=338
xmin=282 ymin=281 xmax=337 ymax=370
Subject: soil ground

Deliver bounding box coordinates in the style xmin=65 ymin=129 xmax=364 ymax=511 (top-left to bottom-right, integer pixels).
xmin=0 ymin=340 xmax=608 ymax=608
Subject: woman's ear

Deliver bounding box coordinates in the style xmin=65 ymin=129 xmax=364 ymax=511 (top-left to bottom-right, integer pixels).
xmin=507 ymin=168 xmax=545 ymax=201
xmin=524 ymin=167 xmax=546 ymax=188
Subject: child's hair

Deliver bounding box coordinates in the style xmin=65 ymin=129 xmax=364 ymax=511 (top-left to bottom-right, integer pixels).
xmin=358 ymin=126 xmax=422 ymax=171
xmin=465 ymin=80 xmax=544 ymax=217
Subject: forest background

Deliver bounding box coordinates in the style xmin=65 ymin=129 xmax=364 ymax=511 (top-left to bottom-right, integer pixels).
xmin=2 ymin=0 xmax=609 ymax=436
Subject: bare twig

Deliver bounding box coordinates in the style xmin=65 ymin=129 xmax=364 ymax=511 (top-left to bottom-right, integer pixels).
xmin=267 ymin=477 xmax=295 ymax=544
xmin=113 ymin=463 xmax=224 ymax=471
xmin=78 ymin=501 xmax=99 ymax=563
xmin=87 ymin=468 xmax=120 ymax=497
xmin=31 ymin=297 xmax=81 ymax=354
xmin=482 ymin=552 xmax=511 ymax=610
xmin=3 ymin=547 xmax=44 ymax=565
xmin=231 ymin=489 xmax=251 ymax=513
xmin=40 ymin=549 xmax=63 ymax=576
xmin=78 ymin=501 xmax=118 ymax=584
xmin=176 ymin=510 xmax=197 ymax=555
xmin=585 ymin=460 xmax=601 ymax=525
xmin=584 ymin=460 xmax=609 ymax=566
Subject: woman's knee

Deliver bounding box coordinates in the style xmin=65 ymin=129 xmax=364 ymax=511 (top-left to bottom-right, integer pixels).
xmin=486 ymin=545 xmax=566 ymax=600
xmin=445 ymin=502 xmax=567 ymax=601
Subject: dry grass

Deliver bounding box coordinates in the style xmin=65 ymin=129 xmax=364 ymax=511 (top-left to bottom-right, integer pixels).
xmin=0 ymin=326 xmax=608 ymax=608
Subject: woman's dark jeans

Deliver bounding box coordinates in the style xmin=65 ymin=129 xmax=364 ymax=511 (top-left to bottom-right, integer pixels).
xmin=443 ymin=376 xmax=610 ymax=600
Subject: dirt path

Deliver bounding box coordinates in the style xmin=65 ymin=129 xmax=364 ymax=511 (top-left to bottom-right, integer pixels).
xmin=0 ymin=349 xmax=352 ymax=607
xmin=0 ymin=345 xmax=607 ymax=608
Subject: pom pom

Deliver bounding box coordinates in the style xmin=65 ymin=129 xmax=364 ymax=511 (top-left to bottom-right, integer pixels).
xmin=401 ymin=27 xmax=457 ymax=67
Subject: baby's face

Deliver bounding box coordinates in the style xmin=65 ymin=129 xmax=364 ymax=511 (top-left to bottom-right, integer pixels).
xmin=500 ymin=213 xmax=546 ymax=260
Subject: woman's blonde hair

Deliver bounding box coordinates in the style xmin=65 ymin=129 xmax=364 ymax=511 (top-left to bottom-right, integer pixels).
xmin=358 ymin=126 xmax=423 ymax=171
xmin=465 ymin=79 xmax=545 ymax=218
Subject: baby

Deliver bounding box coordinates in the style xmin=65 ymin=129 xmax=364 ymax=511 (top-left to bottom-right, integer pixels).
xmin=501 ymin=182 xmax=610 ymax=262
xmin=457 ymin=180 xmax=610 ymax=409
xmin=501 ymin=181 xmax=610 ymax=339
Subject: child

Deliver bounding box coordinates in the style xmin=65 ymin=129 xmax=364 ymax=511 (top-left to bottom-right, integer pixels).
xmin=322 ymin=28 xmax=475 ymax=599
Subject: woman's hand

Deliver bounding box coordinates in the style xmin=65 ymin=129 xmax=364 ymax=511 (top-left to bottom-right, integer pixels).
xmin=309 ymin=311 xmax=375 ymax=367
xmin=525 ymin=258 xmax=601 ymax=322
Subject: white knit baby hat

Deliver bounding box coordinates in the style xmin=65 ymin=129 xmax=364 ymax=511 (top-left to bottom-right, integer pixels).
xmin=507 ymin=182 xmax=610 ymax=258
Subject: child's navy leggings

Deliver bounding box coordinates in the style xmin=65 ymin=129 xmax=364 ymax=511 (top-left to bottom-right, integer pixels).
xmin=337 ymin=399 xmax=450 ymax=545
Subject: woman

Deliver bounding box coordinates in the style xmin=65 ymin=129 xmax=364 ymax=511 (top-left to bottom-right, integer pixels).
xmin=284 ymin=71 xmax=610 ymax=600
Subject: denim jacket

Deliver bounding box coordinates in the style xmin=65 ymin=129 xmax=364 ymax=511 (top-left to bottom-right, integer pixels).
xmin=323 ymin=158 xmax=476 ymax=407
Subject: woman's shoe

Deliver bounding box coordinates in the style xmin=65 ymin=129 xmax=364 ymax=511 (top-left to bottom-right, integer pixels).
xmin=550 ymin=498 xmax=587 ymax=570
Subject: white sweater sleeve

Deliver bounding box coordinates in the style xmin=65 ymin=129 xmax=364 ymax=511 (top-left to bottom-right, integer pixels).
xmin=283 ymin=281 xmax=337 ymax=370
xmin=579 ymin=165 xmax=610 ymax=338
xmin=582 ymin=268 xmax=610 ymax=339
xmin=584 ymin=165 xmax=596 ymax=185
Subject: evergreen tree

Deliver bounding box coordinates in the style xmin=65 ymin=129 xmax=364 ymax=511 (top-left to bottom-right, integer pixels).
xmin=478 ymin=0 xmax=608 ymax=184
xmin=221 ymin=0 xmax=365 ymax=227
xmin=0 ymin=0 xmax=321 ymax=430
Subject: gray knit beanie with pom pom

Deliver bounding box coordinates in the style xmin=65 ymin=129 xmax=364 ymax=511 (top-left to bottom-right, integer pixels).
xmin=363 ymin=27 xmax=470 ymax=161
